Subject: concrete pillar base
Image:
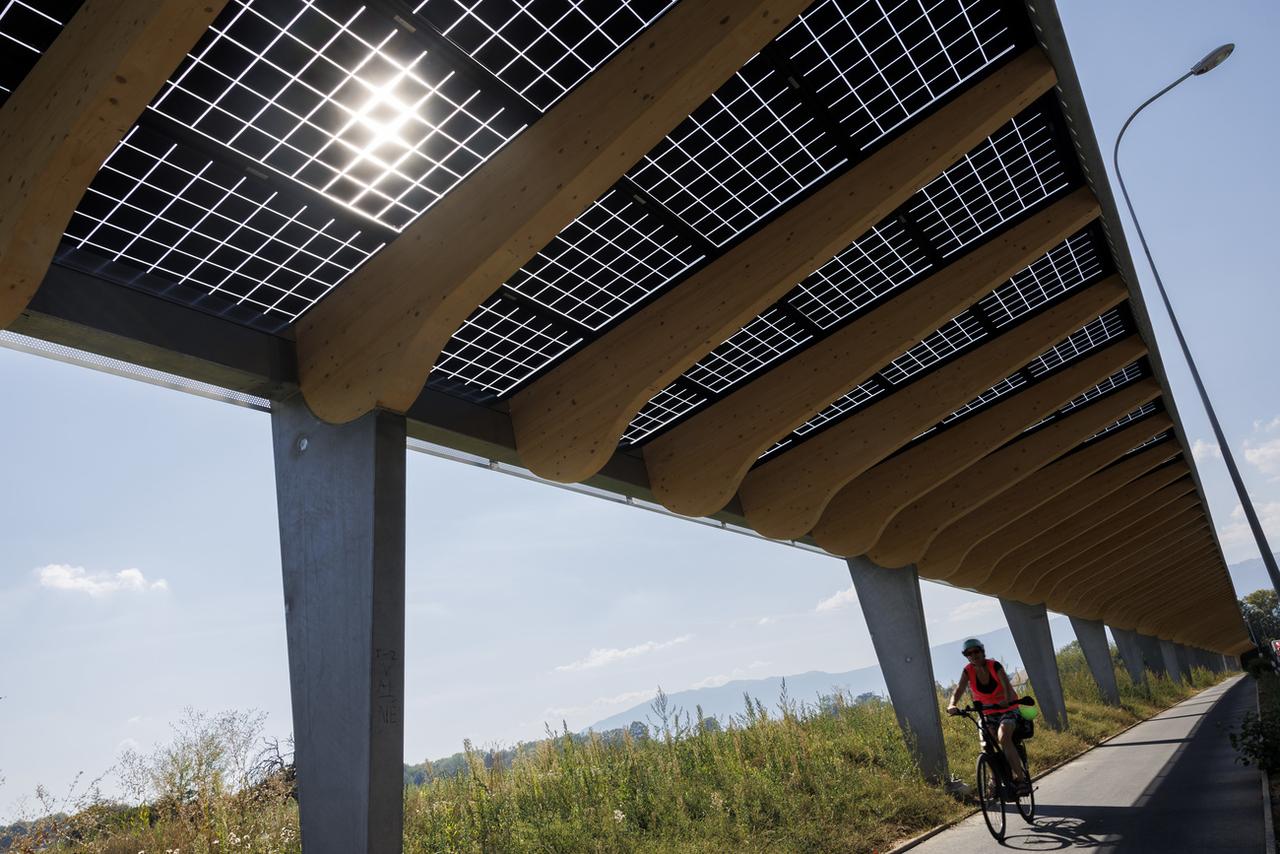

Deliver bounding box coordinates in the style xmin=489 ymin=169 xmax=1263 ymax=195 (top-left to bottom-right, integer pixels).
xmin=1070 ymin=617 xmax=1120 ymax=705
xmin=1160 ymin=640 xmax=1183 ymax=685
xmin=1000 ymin=599 xmax=1068 ymax=730
xmin=272 ymin=396 xmax=406 ymax=854
xmin=847 ymin=557 xmax=948 ymax=783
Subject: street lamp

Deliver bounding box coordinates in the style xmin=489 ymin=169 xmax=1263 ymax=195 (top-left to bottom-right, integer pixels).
xmin=1112 ymin=43 xmax=1280 ymax=599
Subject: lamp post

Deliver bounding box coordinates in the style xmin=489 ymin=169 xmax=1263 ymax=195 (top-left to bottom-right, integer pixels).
xmin=1113 ymin=43 xmax=1280 ymax=600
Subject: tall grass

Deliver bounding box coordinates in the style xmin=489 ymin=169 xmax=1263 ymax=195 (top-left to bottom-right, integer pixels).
xmin=11 ymin=652 xmax=1232 ymax=854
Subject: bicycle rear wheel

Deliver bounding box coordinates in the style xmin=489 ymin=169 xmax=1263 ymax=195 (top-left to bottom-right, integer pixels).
xmin=975 ymin=753 xmax=1006 ymax=840
xmin=1015 ymin=743 xmax=1035 ymax=822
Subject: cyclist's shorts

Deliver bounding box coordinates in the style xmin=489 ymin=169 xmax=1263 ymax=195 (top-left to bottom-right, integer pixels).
xmin=985 ymin=709 xmax=1034 ymax=740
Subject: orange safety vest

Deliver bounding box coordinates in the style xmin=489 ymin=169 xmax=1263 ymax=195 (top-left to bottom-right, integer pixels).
xmin=964 ymin=659 xmax=1018 ymax=715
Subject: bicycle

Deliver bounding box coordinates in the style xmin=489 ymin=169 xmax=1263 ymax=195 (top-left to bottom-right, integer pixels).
xmin=951 ymin=697 xmax=1037 ymax=841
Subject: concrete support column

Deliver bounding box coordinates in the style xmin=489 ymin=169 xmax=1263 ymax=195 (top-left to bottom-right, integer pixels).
xmin=846 ymin=557 xmax=948 ymax=782
xmin=1000 ymin=599 xmax=1068 ymax=730
xmin=1136 ymin=633 xmax=1168 ymax=677
xmin=1174 ymin=644 xmax=1193 ymax=681
xmin=1110 ymin=626 xmax=1148 ymax=685
xmin=1069 ymin=617 xmax=1120 ymax=705
xmin=272 ymin=396 xmax=407 ymax=854
xmin=1159 ymin=639 xmax=1183 ymax=685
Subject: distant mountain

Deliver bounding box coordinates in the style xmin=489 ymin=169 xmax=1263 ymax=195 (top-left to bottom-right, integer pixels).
xmin=1228 ymin=553 xmax=1280 ymax=598
xmin=587 ymin=618 xmax=1067 ymax=733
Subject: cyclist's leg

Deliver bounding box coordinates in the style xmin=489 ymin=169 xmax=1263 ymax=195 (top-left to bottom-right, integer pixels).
xmin=997 ymin=719 xmax=1025 ymax=782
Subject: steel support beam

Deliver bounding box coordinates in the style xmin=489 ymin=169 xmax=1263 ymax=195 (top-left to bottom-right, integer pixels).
xmin=846 ymin=557 xmax=948 ymax=782
xmin=1069 ymin=616 xmax=1120 ymax=705
xmin=1000 ymin=599 xmax=1067 ymax=729
xmin=272 ymin=396 xmax=407 ymax=854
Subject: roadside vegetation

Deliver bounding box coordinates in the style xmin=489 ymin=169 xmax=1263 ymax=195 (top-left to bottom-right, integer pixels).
xmin=4 ymin=647 xmax=1231 ymax=853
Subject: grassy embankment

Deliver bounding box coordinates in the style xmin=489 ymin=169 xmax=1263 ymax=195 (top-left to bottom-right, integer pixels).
xmin=12 ymin=646 xmax=1233 ymax=854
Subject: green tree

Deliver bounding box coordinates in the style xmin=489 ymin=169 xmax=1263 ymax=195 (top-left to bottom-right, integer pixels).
xmin=1241 ymin=589 xmax=1280 ymax=645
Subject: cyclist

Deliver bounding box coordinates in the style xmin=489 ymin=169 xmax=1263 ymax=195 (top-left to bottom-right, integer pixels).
xmin=946 ymin=638 xmax=1030 ymax=794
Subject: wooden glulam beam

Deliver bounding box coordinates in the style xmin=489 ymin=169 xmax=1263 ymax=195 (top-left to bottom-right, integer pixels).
xmin=1094 ymin=556 xmax=1228 ymax=633
xmin=926 ymin=417 xmax=1172 ymax=583
xmin=642 ymin=192 xmax=1104 ymax=518
xmin=1004 ymin=494 xmax=1201 ymax=599
xmin=1012 ymin=499 xmax=1203 ymax=601
xmin=1057 ymin=531 xmax=1217 ymax=616
xmin=0 ymin=0 xmax=228 ymax=328
xmin=1060 ymin=526 xmax=1217 ymax=611
xmin=977 ymin=467 xmax=1192 ymax=592
xmin=811 ymin=335 xmax=1147 ymax=557
xmin=924 ymin=417 xmax=1175 ymax=582
xmin=737 ymin=262 xmax=1115 ymax=538
xmin=1027 ymin=503 xmax=1206 ymax=602
xmin=1058 ymin=538 xmax=1217 ymax=619
xmin=1024 ymin=481 xmax=1203 ymax=601
xmin=294 ymin=0 xmax=808 ymax=423
xmin=1048 ymin=514 xmax=1211 ymax=605
xmin=870 ymin=377 xmax=1160 ymax=568
xmin=508 ymin=48 xmax=1058 ymax=481
xmin=1131 ymin=574 xmax=1236 ymax=636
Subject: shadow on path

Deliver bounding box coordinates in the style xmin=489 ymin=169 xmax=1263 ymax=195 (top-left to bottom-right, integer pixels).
xmin=995 ymin=678 xmax=1259 ymax=852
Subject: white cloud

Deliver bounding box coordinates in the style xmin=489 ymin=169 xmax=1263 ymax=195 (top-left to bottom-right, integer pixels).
xmin=948 ymin=599 xmax=1000 ymax=623
xmin=36 ymin=565 xmax=168 ymax=597
xmin=1192 ymin=438 xmax=1221 ymax=462
xmin=815 ymin=587 xmax=857 ymax=613
xmin=1218 ymin=501 xmax=1280 ymax=556
xmin=554 ymin=634 xmax=692 ymax=672
xmin=756 ymin=616 xmax=778 ymax=626
xmin=1245 ymin=436 xmax=1280 ymax=480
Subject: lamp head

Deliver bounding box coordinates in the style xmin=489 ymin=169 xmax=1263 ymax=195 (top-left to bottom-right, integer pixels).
xmin=1191 ymin=43 xmax=1234 ymax=75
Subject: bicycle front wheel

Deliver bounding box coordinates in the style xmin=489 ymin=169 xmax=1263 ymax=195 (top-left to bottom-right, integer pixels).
xmin=975 ymin=753 xmax=1006 ymax=840
xmin=1015 ymin=743 xmax=1035 ymax=822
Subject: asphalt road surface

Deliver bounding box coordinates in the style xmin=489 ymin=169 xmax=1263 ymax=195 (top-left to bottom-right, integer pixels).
xmin=909 ymin=674 xmax=1263 ymax=852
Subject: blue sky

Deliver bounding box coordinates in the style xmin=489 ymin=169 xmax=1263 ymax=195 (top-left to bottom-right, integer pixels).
xmin=2 ymin=0 xmax=1277 ymax=824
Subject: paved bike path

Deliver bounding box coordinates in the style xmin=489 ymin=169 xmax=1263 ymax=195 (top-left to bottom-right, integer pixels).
xmin=909 ymin=674 xmax=1262 ymax=852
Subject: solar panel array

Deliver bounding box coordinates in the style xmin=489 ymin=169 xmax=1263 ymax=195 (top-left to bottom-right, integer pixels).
xmin=0 ymin=0 xmax=79 ymax=108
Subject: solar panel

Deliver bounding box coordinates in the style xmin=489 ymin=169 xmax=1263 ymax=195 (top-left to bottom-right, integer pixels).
xmin=941 ymin=373 xmax=1026 ymax=424
xmin=412 ymin=0 xmax=676 ymax=112
xmin=626 ymin=52 xmax=846 ymax=247
xmin=1092 ymin=401 xmax=1161 ymax=440
xmin=0 ymin=0 xmax=79 ymax=108
xmin=684 ymin=308 xmax=813 ymax=394
xmin=150 ymin=0 xmax=526 ymax=232
xmin=977 ymin=230 xmax=1103 ymax=327
xmin=880 ymin=311 xmax=987 ymax=385
xmin=60 ymin=125 xmax=386 ymax=332
xmin=1055 ymin=362 xmax=1146 ymax=416
xmin=754 ymin=378 xmax=883 ymax=461
xmin=775 ymin=0 xmax=1016 ymax=149
xmin=431 ymin=295 xmax=583 ymax=395
xmin=908 ymin=109 xmax=1070 ymax=257
xmin=786 ymin=218 xmax=932 ymax=329
xmin=503 ymin=189 xmax=704 ymax=331
xmin=1025 ymin=309 xmax=1127 ymax=377
xmin=622 ymin=384 xmax=709 ymax=445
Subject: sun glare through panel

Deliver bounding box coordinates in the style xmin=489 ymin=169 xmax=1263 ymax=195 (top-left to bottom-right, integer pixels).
xmin=150 ymin=0 xmax=525 ymax=232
